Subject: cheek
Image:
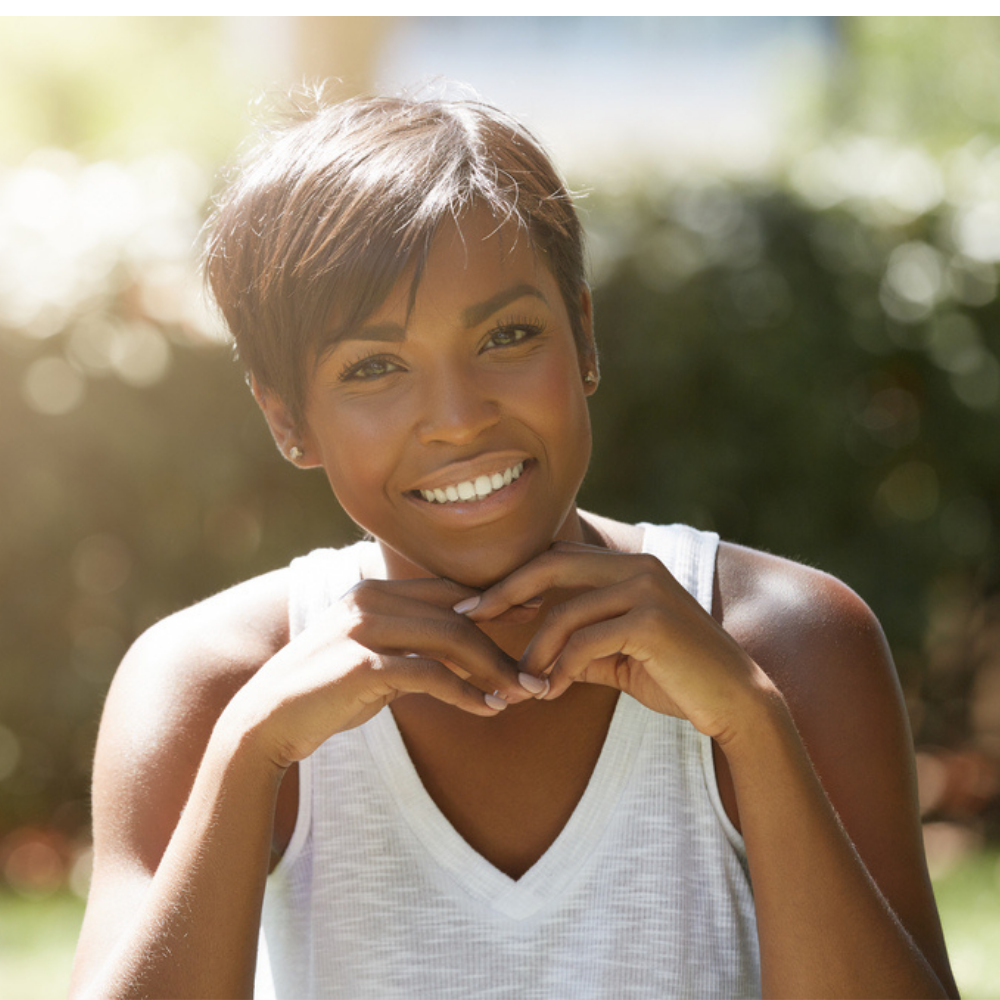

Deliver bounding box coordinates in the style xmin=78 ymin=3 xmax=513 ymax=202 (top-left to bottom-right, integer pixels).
xmin=308 ymin=402 xmax=401 ymax=512
xmin=526 ymin=353 xmax=591 ymax=440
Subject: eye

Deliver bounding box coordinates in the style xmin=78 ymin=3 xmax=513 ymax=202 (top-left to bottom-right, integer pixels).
xmin=484 ymin=322 xmax=542 ymax=350
xmin=338 ymin=355 xmax=403 ymax=382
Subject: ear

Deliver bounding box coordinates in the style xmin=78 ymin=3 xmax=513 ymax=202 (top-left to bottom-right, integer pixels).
xmin=251 ymin=377 xmax=317 ymax=467
xmin=577 ymin=284 xmax=599 ymax=395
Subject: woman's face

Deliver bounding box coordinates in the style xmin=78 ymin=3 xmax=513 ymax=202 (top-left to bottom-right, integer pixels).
xmin=291 ymin=209 xmax=596 ymax=587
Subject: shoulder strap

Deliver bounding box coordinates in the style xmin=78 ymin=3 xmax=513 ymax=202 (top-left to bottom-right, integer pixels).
xmin=639 ymin=523 xmax=719 ymax=614
xmin=287 ymin=542 xmax=372 ymax=638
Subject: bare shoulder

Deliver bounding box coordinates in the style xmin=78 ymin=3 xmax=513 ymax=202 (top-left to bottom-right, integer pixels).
xmin=715 ymin=539 xmax=923 ymax=876
xmin=716 ymin=540 xmax=896 ymax=713
xmin=91 ymin=569 xmax=292 ymax=870
xmin=112 ymin=568 xmax=290 ymax=704
xmin=715 ymin=540 xmax=911 ymax=781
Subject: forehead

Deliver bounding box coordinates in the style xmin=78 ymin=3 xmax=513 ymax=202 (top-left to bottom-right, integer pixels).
xmin=378 ymin=210 xmax=555 ymax=324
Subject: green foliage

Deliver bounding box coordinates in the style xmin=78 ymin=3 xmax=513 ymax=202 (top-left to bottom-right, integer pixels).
xmin=0 ymin=19 xmax=253 ymax=164
xmin=581 ymin=165 xmax=1000 ymax=752
xmin=827 ymin=18 xmax=1000 ymax=150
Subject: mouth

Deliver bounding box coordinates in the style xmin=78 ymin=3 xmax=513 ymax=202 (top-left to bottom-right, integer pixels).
xmin=411 ymin=461 xmax=526 ymax=505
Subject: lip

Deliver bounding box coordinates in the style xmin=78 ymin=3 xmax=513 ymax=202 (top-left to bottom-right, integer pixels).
xmin=406 ymin=452 xmax=533 ymax=494
xmin=403 ymin=458 xmax=535 ymax=522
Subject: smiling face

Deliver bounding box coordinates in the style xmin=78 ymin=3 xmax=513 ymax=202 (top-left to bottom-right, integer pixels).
xmin=261 ymin=209 xmax=596 ymax=587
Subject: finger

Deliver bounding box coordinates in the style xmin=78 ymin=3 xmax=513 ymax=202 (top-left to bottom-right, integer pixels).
xmin=541 ymin=615 xmax=644 ymax=699
xmin=351 ymin=606 xmax=531 ymax=702
xmin=348 ymin=579 xmax=539 ymax=634
xmin=375 ymin=655 xmax=508 ymax=716
xmin=455 ymin=546 xmax=633 ymax=621
xmin=518 ymin=580 xmax=641 ymax=677
xmin=347 ymin=576 xmax=479 ymax=611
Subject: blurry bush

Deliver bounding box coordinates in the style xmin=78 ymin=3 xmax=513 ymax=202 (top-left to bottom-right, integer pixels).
xmin=581 ymin=136 xmax=1000 ymax=824
xmin=0 ymin=149 xmax=354 ymax=886
xmin=4 ymin=127 xmax=1000 ymax=893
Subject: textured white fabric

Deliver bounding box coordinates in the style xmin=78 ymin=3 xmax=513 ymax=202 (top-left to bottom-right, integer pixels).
xmin=255 ymin=524 xmax=760 ymax=999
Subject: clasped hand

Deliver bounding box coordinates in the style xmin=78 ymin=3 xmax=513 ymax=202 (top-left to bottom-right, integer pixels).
xmin=459 ymin=540 xmax=772 ymax=744
xmin=229 ymin=540 xmax=772 ymax=771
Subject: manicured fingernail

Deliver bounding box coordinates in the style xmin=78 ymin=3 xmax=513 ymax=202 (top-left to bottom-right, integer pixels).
xmin=484 ymin=691 xmax=507 ymax=711
xmin=518 ymin=672 xmax=549 ymax=696
xmin=453 ymin=596 xmax=480 ymax=615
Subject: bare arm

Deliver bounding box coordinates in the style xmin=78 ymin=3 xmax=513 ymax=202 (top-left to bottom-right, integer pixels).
xmin=71 ymin=571 xmax=530 ymax=1000
xmin=464 ymin=540 xmax=957 ymax=999
xmin=70 ymin=573 xmax=290 ymax=1000
xmin=717 ymin=543 xmax=956 ymax=998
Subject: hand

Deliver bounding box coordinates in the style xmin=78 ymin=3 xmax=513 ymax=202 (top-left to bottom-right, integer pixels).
xmin=457 ymin=541 xmax=774 ymax=743
xmin=225 ymin=577 xmax=537 ymax=770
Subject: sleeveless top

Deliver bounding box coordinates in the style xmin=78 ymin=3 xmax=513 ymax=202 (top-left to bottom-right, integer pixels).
xmin=254 ymin=523 xmax=760 ymax=999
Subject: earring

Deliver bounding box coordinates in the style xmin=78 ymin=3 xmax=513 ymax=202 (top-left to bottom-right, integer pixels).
xmin=583 ymin=371 xmax=598 ymax=386
xmin=288 ymin=445 xmax=304 ymax=461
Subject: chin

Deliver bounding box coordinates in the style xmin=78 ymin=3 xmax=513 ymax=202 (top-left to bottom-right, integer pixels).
xmin=432 ymin=548 xmax=536 ymax=590
xmin=384 ymin=535 xmax=551 ymax=589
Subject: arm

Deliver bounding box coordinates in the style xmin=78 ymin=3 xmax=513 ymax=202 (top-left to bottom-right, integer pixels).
xmin=463 ymin=540 xmax=957 ymax=999
xmin=71 ymin=572 xmax=530 ymax=1000
xmin=716 ymin=543 xmax=956 ymax=999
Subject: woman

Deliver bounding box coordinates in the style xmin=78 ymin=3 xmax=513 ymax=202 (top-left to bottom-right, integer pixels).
xmin=71 ymin=92 xmax=957 ymax=999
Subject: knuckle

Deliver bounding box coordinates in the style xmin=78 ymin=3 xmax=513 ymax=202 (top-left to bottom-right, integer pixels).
xmin=635 ymin=552 xmax=664 ymax=576
xmin=436 ymin=615 xmax=465 ymax=644
xmin=339 ymin=602 xmax=368 ymax=640
xmin=633 ymin=604 xmax=665 ymax=630
xmin=562 ymin=629 xmax=589 ymax=659
xmin=345 ymin=578 xmax=379 ymax=606
xmin=543 ymin=598 xmax=571 ymax=626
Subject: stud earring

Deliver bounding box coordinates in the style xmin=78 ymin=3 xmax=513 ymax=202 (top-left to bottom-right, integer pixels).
xmin=288 ymin=445 xmax=304 ymax=461
xmin=583 ymin=371 xmax=598 ymax=386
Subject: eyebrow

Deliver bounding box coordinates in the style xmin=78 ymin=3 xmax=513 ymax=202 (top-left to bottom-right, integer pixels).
xmin=462 ymin=283 xmax=549 ymax=329
xmin=333 ymin=282 xmax=550 ymax=347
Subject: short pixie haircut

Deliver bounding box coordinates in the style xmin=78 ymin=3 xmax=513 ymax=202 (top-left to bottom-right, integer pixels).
xmin=203 ymin=90 xmax=588 ymax=427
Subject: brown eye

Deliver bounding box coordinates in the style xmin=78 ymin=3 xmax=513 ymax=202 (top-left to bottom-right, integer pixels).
xmin=486 ymin=325 xmax=536 ymax=349
xmin=341 ymin=356 xmax=402 ymax=381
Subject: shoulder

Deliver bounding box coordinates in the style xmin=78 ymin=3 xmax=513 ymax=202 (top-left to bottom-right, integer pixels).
xmin=715 ymin=540 xmax=895 ymax=706
xmin=716 ymin=540 xmax=888 ymax=667
xmin=110 ymin=567 xmax=292 ymax=727
xmin=91 ymin=568 xmax=293 ymax=869
xmin=715 ymin=540 xmax=915 ymax=822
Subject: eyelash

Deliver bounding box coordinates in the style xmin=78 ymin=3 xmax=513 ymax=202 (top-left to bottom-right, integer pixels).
xmin=483 ymin=317 xmax=546 ymax=349
xmin=336 ymin=317 xmax=546 ymax=383
xmin=337 ymin=353 xmax=399 ymax=383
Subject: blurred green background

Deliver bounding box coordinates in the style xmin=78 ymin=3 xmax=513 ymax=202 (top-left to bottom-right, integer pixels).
xmin=1 ymin=16 xmax=1000 ymax=998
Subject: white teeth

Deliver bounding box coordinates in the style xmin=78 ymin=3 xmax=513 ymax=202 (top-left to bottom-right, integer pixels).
xmin=418 ymin=462 xmax=525 ymax=505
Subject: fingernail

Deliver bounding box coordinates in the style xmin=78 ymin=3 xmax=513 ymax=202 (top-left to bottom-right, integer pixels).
xmin=484 ymin=691 xmax=507 ymax=711
xmin=520 ymin=597 xmax=543 ymax=609
xmin=518 ymin=672 xmax=550 ymax=696
xmin=453 ymin=596 xmax=480 ymax=615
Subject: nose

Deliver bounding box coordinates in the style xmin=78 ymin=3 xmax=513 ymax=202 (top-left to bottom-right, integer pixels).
xmin=415 ymin=364 xmax=500 ymax=446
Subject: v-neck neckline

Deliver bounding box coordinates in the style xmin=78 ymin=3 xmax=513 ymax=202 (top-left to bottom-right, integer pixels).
xmin=362 ymin=691 xmax=649 ymax=919
xmin=354 ymin=524 xmax=659 ymax=918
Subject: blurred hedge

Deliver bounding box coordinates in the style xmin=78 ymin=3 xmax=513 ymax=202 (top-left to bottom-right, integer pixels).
xmin=2 ymin=136 xmax=1000 ymax=869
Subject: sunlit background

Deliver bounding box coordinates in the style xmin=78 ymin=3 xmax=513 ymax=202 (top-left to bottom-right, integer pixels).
xmin=2 ymin=16 xmax=1000 ymax=997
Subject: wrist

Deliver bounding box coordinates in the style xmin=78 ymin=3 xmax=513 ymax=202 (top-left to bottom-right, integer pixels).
xmin=210 ymin=695 xmax=290 ymax=788
xmin=713 ymin=665 xmax=793 ymax=762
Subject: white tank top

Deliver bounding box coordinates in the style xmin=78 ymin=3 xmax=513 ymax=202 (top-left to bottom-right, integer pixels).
xmin=255 ymin=523 xmax=760 ymax=999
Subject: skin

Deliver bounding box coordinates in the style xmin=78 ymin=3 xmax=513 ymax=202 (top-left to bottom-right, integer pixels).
xmin=71 ymin=210 xmax=957 ymax=999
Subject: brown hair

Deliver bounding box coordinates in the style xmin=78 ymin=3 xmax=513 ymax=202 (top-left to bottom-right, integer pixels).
xmin=202 ymin=89 xmax=588 ymax=427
